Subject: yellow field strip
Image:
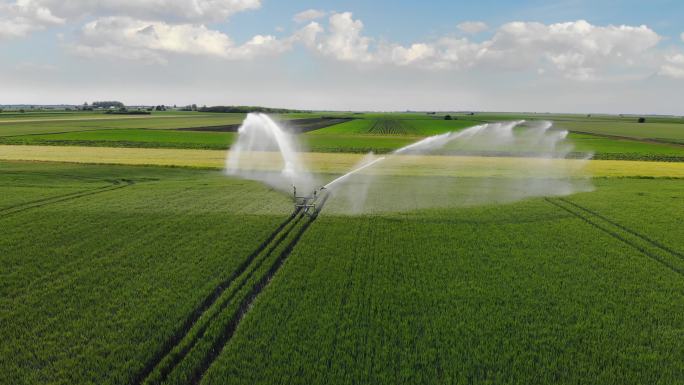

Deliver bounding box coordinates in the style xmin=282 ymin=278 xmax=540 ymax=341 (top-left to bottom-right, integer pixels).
xmin=1 ymin=145 xmax=683 ymax=178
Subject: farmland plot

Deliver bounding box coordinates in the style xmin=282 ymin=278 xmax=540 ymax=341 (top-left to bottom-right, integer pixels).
xmin=199 ymin=179 xmax=684 ymax=385
xmin=0 ymin=161 xmax=292 ymax=385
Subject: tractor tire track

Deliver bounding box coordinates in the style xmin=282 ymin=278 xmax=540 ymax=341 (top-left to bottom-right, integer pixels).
xmin=0 ymin=180 xmax=134 ymax=218
xmin=188 ymin=195 xmax=329 ymax=385
xmin=133 ymin=209 xmax=302 ymax=385
xmin=546 ymin=198 xmax=684 ymax=277
xmin=556 ymin=197 xmax=684 ymax=260
xmin=141 ymin=213 xmax=306 ymax=385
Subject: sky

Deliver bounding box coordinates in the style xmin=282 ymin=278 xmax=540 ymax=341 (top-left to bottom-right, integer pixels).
xmin=1 ymin=0 xmax=684 ymax=114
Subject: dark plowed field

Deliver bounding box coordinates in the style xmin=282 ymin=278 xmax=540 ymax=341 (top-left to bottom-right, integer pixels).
xmin=177 ymin=117 xmax=353 ymax=134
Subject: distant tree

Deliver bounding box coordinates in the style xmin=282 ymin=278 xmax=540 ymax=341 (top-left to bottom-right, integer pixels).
xmin=19 ymin=109 xmax=25 ymax=113
xmin=0 ymin=108 xmax=3 ymax=113
xmin=155 ymin=105 xmax=167 ymax=111
xmin=444 ymin=115 xmax=452 ymax=120
xmin=92 ymin=101 xmax=124 ymax=109
xmin=192 ymin=104 xmax=197 ymax=111
xmin=638 ymin=117 xmax=646 ymax=123
xmin=198 ymin=105 xmax=301 ymax=113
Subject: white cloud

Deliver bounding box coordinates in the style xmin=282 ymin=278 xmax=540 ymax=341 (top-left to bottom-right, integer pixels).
xmin=314 ymin=12 xmax=374 ymax=62
xmin=293 ymin=9 xmax=326 ymax=23
xmin=293 ymin=21 xmax=323 ymax=48
xmin=479 ymin=20 xmax=661 ymax=80
xmin=23 ymin=0 xmax=262 ymax=23
xmin=457 ymin=21 xmax=488 ymax=34
xmin=0 ymin=0 xmax=261 ymax=41
xmin=70 ymin=17 xmax=290 ymax=64
xmin=3 ymin=1 xmax=673 ymax=84
xmin=659 ymin=54 xmax=684 ymax=79
xmin=0 ymin=0 xmax=64 ymax=40
xmin=389 ymin=43 xmax=436 ymax=66
xmin=502 ymin=20 xmax=652 ymax=77
xmin=428 ymin=37 xmax=484 ymax=69
xmin=302 ymin=17 xmax=661 ymax=80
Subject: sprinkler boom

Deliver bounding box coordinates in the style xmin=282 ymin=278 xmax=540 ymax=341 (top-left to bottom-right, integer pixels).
xmin=323 ymin=156 xmax=386 ymax=190
xmin=293 ymin=156 xmax=387 ymax=215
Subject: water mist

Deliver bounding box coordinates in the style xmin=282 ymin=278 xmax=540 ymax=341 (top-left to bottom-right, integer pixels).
xmin=225 ymin=113 xmax=317 ymax=194
xmin=323 ymin=120 xmax=593 ymax=214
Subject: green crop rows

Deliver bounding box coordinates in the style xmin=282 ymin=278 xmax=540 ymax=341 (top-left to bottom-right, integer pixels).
xmin=200 ymin=178 xmax=684 ymax=385
xmin=0 ymin=162 xmax=292 ymax=385
xmin=2 ymin=109 xmax=684 ymax=385
xmin=2 ymin=160 xmax=684 ymax=385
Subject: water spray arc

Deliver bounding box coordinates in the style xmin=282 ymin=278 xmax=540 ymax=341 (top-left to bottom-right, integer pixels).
xmin=225 ymin=115 xmax=592 ymax=215
xmin=225 ymin=113 xmax=316 ymax=195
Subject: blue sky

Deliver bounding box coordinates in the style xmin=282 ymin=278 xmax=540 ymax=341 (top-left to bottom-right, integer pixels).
xmin=226 ymin=0 xmax=684 ymax=42
xmin=1 ymin=0 xmax=683 ymax=113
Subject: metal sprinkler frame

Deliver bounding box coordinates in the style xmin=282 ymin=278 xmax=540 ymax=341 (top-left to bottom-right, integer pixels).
xmin=293 ymin=186 xmax=325 ymax=216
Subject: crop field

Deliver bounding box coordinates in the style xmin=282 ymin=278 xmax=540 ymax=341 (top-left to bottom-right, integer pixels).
xmin=0 ymin=111 xmax=322 ymax=137
xmin=1 ymin=110 xmax=684 ymax=385
xmin=0 ymin=161 xmax=292 ymax=385
xmin=201 ymin=178 xmax=684 ymax=385
xmin=2 ymin=145 xmax=684 ymax=177
xmin=2 ymin=111 xmax=682 ymax=160
xmin=2 ymin=159 xmax=683 ymax=385
xmin=555 ymin=121 xmax=684 ymax=144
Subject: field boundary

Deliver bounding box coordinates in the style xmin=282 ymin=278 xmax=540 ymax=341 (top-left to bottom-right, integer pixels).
xmin=568 ymin=130 xmax=684 ymax=147
xmin=546 ymin=197 xmax=684 ymax=277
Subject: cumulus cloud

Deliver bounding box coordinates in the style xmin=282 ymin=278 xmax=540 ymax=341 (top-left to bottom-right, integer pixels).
xmin=301 ymin=16 xmax=661 ymax=80
xmin=70 ymin=16 xmax=289 ymax=64
xmin=475 ymin=20 xmax=661 ymax=79
xmin=3 ymin=1 xmax=673 ymax=83
xmin=293 ymin=9 xmax=326 ymax=23
xmin=14 ymin=0 xmax=262 ymax=24
xmin=313 ymin=12 xmax=374 ymax=62
xmin=0 ymin=0 xmax=64 ymax=40
xmin=388 ymin=43 xmax=436 ymax=66
xmin=293 ymin=21 xmax=323 ymax=48
xmin=457 ymin=21 xmax=488 ymax=34
xmin=1 ymin=0 xmax=261 ymax=41
xmin=659 ymin=54 xmax=684 ymax=79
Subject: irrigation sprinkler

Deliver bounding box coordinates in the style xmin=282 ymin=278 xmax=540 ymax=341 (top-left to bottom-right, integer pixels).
xmin=293 ymin=185 xmax=324 ymax=216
